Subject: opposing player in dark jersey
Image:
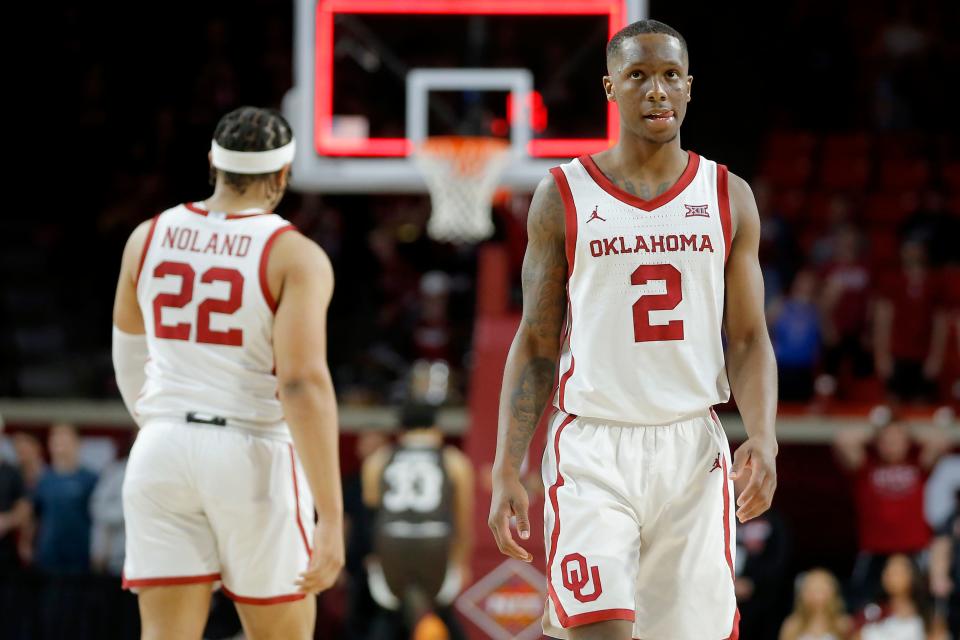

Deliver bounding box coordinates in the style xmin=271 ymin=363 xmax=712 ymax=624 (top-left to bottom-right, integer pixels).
xmin=489 ymin=19 xmax=778 ymax=640
xmin=362 ymin=404 xmax=473 ymax=640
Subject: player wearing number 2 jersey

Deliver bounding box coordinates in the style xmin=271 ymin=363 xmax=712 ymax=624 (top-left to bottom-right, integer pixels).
xmin=111 ymin=107 xmax=343 ymax=640
xmin=489 ymin=20 xmax=779 ymax=640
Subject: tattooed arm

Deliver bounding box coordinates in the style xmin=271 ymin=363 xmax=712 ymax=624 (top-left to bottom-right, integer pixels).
xmin=488 ymin=175 xmax=567 ymax=563
xmin=724 ymin=173 xmax=778 ymax=523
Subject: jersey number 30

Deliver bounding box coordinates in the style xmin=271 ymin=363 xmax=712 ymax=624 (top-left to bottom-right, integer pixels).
xmin=382 ymin=459 xmax=444 ymax=513
xmin=631 ymin=264 xmax=683 ymax=342
xmin=152 ymin=260 xmax=244 ymax=346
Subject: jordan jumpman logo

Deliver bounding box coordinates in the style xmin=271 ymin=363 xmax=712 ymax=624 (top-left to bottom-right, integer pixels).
xmin=586 ymin=206 xmax=606 ymax=223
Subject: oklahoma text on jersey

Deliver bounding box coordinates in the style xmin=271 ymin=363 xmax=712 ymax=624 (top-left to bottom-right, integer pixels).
xmin=550 ymin=150 xmax=732 ymax=426
xmin=588 ymin=233 xmax=715 ymax=257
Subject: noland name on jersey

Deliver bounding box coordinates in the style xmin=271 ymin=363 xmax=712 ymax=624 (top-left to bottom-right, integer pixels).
xmin=589 ymin=233 xmax=715 ymax=258
xmin=161 ymin=226 xmax=253 ymax=257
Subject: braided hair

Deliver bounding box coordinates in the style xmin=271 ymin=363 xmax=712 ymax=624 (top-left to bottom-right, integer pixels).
xmin=209 ymin=106 xmax=294 ymax=194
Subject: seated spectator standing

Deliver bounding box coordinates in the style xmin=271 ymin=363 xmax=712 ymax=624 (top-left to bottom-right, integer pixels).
xmin=833 ymin=419 xmax=950 ymax=607
xmin=769 ymin=270 xmax=821 ymax=402
xmin=32 ymin=424 xmax=98 ymax=575
xmin=873 ymin=239 xmax=949 ymax=403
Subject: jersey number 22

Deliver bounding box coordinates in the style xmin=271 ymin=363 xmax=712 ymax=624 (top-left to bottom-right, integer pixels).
xmin=152 ymin=260 xmax=244 ymax=346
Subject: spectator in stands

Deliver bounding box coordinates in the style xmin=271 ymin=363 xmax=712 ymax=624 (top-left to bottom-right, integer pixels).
xmin=30 ymin=424 xmax=98 ymax=640
xmin=0 ymin=425 xmax=31 ymax=639
xmin=818 ymin=226 xmax=873 ymax=393
xmin=873 ymin=239 xmax=949 ymax=403
xmin=928 ymin=496 xmax=959 ymax=640
xmin=901 ymin=191 xmax=960 ymax=267
xmin=810 ymin=198 xmax=856 ymax=266
xmin=925 ymin=453 xmax=960 ymax=533
xmin=89 ymin=453 xmax=125 ymax=577
xmin=0 ymin=430 xmax=29 ymax=574
xmin=853 ymin=555 xmax=931 ymax=640
xmin=88 ymin=444 xmax=139 ymax=640
xmin=779 ymin=568 xmax=851 ymax=640
xmin=11 ymin=433 xmax=45 ymax=493
xmin=32 ymin=424 xmax=97 ymax=574
xmin=834 ymin=419 xmax=950 ymax=607
xmin=736 ymin=508 xmax=792 ymax=640
xmin=769 ymin=270 xmax=821 ymax=402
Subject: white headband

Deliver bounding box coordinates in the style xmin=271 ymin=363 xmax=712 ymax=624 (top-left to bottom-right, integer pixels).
xmin=210 ymin=139 xmax=296 ymax=174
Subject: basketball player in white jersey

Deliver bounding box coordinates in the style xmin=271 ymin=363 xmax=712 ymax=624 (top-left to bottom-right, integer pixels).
xmin=111 ymin=107 xmax=343 ymax=640
xmin=489 ymin=20 xmax=778 ymax=640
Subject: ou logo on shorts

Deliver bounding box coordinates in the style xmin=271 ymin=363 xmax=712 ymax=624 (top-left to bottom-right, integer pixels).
xmin=560 ymin=553 xmax=602 ymax=602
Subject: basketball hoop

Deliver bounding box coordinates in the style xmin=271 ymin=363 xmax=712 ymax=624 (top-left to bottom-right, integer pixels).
xmin=412 ymin=136 xmax=511 ymax=243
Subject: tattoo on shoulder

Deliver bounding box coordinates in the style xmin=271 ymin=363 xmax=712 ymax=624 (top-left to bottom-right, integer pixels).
xmin=522 ymin=181 xmax=567 ymax=341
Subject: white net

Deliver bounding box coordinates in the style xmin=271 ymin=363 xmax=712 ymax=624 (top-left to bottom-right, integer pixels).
xmin=412 ymin=136 xmax=511 ymax=243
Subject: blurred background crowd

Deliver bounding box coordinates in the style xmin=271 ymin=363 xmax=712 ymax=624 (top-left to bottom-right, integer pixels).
xmin=0 ymin=0 xmax=958 ymax=638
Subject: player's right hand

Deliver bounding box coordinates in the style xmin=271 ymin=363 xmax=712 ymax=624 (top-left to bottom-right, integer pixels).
xmin=296 ymin=524 xmax=345 ymax=594
xmin=488 ymin=471 xmax=533 ymax=563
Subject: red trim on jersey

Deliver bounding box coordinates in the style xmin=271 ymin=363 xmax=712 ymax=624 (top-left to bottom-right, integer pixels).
xmin=547 ymin=413 xmax=604 ymax=627
xmin=726 ymin=610 xmax=742 ymax=640
xmin=122 ymin=572 xmax=221 ymax=589
xmin=557 ymin=296 xmax=575 ymax=412
xmin=184 ymin=202 xmax=208 ymax=216
xmin=289 ymin=445 xmax=313 ymax=556
xmin=549 ymin=166 xmax=578 ymax=275
xmin=717 ymin=164 xmax=733 ymax=264
xmin=221 ymin=584 xmax=307 ymax=605
xmin=259 ymin=225 xmax=297 ymax=312
xmin=579 ymin=151 xmax=700 ymax=211
xmin=135 ymin=215 xmax=160 ymax=286
xmin=719 ymin=442 xmax=741 ymax=640
xmin=184 ymin=202 xmax=273 ymax=220
xmin=562 ymin=608 xmax=636 ymax=628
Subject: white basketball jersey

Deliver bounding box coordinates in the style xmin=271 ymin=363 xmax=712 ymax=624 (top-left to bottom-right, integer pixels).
xmin=135 ymin=202 xmax=295 ymax=437
xmin=551 ymin=151 xmax=732 ymax=425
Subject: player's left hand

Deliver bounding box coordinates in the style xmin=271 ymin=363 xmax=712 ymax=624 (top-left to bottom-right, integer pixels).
xmin=296 ymin=524 xmax=345 ymax=594
xmin=729 ymin=437 xmax=777 ymax=523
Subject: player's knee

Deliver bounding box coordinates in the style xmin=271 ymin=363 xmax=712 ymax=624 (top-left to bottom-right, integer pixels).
xmin=567 ymin=619 xmax=634 ymax=640
xmin=238 ymin=597 xmax=316 ymax=640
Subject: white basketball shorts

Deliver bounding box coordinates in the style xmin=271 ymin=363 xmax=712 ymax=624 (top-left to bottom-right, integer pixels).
xmin=541 ymin=409 xmax=739 ymax=640
xmin=122 ymin=419 xmax=315 ymax=604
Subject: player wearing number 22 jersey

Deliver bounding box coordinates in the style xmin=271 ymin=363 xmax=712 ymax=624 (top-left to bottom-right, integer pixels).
xmin=489 ymin=20 xmax=779 ymax=640
xmin=112 ymin=107 xmax=343 ymax=640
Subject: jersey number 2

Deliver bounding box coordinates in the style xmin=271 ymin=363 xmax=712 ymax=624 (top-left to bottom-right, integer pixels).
xmin=631 ymin=264 xmax=683 ymax=342
xmin=152 ymin=261 xmax=244 ymax=346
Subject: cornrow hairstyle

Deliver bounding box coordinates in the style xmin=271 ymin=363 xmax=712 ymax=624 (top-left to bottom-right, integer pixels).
xmin=209 ymin=106 xmax=294 ymax=194
xmin=606 ymin=19 xmax=688 ymax=64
